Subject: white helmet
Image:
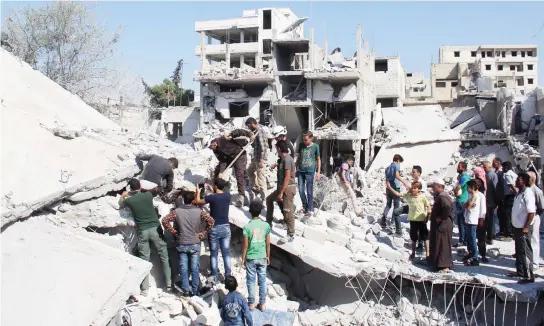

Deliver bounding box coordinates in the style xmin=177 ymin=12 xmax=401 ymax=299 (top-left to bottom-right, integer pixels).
xmin=271 ymin=126 xmax=287 ymax=138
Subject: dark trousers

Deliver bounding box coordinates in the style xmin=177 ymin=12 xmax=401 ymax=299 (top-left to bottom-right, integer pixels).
xmin=499 ymin=196 xmax=514 ymax=237
xmin=485 ymin=205 xmax=496 ymax=241
xmin=213 ymin=155 xmax=247 ymax=196
xmin=477 ymin=224 xmax=487 ymax=258
xmin=455 ymin=202 xmax=467 ymax=244
xmin=514 ymin=226 xmax=534 ymax=280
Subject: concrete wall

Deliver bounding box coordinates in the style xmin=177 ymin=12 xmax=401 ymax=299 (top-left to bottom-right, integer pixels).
xmin=476 ymin=98 xmax=498 ymax=129
xmin=375 ymin=57 xmax=404 ymax=100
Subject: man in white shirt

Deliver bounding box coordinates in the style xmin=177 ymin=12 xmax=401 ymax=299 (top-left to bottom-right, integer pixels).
xmin=527 ymin=172 xmax=542 ymax=268
xmin=509 ymin=172 xmax=535 ymax=283
xmin=463 ymin=180 xmax=486 ymax=266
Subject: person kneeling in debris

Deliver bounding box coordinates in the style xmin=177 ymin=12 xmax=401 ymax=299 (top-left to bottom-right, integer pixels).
xmin=462 ymin=180 xmax=486 ymax=266
xmin=220 ymin=276 xmax=253 ymax=326
xmin=162 ymin=186 xmax=215 ymax=297
xmin=135 ymin=154 xmax=179 ymax=196
xmin=242 ymin=200 xmax=271 ymax=311
xmin=266 ymin=140 xmax=297 ymax=242
xmin=119 ymin=178 xmax=172 ymax=295
xmin=205 ymin=129 xmax=255 ymax=207
xmin=387 ymin=181 xmax=431 ymax=257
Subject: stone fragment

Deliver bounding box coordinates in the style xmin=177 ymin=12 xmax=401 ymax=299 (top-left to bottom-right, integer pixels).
xmin=371 ymin=223 xmax=382 ymax=235
xmin=375 ymin=244 xmax=403 ymax=262
xmin=267 ymin=284 xmax=278 ymax=298
xmin=487 ymin=248 xmax=500 ymax=258
xmin=365 ymin=233 xmax=377 ymax=244
xmin=346 ymin=239 xmax=374 ymax=254
xmin=303 ymin=226 xmax=328 ymax=243
xmin=326 ymin=229 xmax=351 ymax=247
xmin=352 ymin=231 xmax=366 ymax=241
xmin=326 ymin=216 xmax=350 ymax=233
xmin=158 ymin=311 xmax=170 ymax=323
xmin=366 ymin=215 xmax=377 ymax=224
xmin=272 ymin=283 xmax=288 ymax=297
xmin=392 ymin=236 xmax=405 ymax=248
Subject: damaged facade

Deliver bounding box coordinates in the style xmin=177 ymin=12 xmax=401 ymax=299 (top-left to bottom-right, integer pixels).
xmin=194 ymin=8 xmax=376 ymax=169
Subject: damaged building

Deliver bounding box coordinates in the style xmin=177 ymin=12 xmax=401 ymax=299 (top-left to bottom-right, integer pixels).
xmin=194 ymin=8 xmax=376 ymax=168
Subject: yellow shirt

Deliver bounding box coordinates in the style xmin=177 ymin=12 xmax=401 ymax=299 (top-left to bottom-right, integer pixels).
xmin=402 ymin=193 xmax=429 ymax=222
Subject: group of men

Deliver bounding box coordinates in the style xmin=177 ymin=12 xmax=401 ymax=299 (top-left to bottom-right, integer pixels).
xmin=382 ymin=154 xmax=542 ymax=282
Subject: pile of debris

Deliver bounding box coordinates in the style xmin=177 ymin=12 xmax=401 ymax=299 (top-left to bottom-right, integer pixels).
xmin=308 ymin=48 xmax=357 ymax=73
xmin=194 ymin=60 xmax=272 ymax=80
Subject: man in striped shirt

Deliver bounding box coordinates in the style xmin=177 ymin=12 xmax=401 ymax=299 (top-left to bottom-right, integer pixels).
xmin=246 ymin=118 xmax=268 ymax=201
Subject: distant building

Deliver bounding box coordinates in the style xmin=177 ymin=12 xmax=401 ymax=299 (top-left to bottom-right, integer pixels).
xmin=374 ymin=56 xmax=405 ymax=108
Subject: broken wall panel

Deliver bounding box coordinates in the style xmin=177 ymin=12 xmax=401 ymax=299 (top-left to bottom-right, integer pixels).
xmin=1 ymin=218 xmax=151 ymax=326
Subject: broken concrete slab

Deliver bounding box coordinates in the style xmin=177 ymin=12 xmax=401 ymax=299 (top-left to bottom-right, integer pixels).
xmin=443 ymin=106 xmax=487 ymax=132
xmin=1 ymin=217 xmax=151 ymax=326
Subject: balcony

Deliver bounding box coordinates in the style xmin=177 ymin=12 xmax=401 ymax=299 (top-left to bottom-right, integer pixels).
xmin=195 ymin=42 xmax=259 ymax=56
xmin=195 ymin=16 xmax=259 ymax=32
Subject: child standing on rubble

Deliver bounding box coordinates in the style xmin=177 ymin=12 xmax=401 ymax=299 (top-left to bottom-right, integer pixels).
xmin=242 ymin=200 xmax=270 ymax=312
xmin=463 ymin=180 xmax=486 ymax=266
xmin=338 ymin=155 xmax=354 ymax=188
xmin=220 ymin=276 xmax=253 ymax=326
xmin=386 ymin=181 xmax=431 ymax=258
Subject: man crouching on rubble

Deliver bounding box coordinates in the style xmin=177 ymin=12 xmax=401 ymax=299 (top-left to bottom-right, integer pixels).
xmin=205 ymin=128 xmax=255 ymax=207
xmin=135 ymin=154 xmax=179 ymax=196
xmin=120 ymin=178 xmax=172 ymax=295
xmin=162 ymin=186 xmax=215 ymax=296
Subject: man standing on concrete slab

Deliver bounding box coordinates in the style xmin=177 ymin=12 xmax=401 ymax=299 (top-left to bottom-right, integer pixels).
xmin=119 ymin=178 xmax=172 ymax=295
xmin=296 ymin=131 xmax=321 ymax=218
xmin=136 ymin=154 xmax=179 ymax=196
xmin=242 ymin=200 xmax=271 ymax=311
xmin=162 ymin=188 xmax=214 ymax=296
xmin=271 ymin=126 xmax=295 ymax=158
xmin=493 ymin=157 xmax=506 ymax=238
xmin=527 ymin=171 xmax=543 ymax=268
xmin=463 ymin=180 xmax=486 ymax=266
xmin=193 ymin=178 xmax=232 ymax=282
xmin=429 ymin=179 xmax=454 ymax=273
xmin=498 ymin=161 xmax=517 ymax=241
xmin=508 ymin=172 xmax=535 ymax=284
xmin=245 ymin=117 xmax=268 ymax=201
xmin=266 ymin=140 xmax=297 ymax=242
xmin=453 ymin=161 xmax=471 ymax=248
xmin=205 ymin=128 xmax=255 ymax=207
xmin=482 ymin=162 xmax=498 ymax=245
xmin=382 ymin=154 xmax=404 ymax=228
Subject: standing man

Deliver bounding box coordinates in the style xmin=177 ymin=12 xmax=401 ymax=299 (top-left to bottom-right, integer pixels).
xmin=453 ymin=161 xmax=471 ymax=248
xmin=193 ymin=178 xmax=232 ymax=282
xmin=119 ymin=178 xmax=172 ymax=295
xmin=429 ymin=179 xmax=454 ymax=273
xmin=271 ymin=126 xmax=295 ymax=158
xmin=499 ymin=161 xmax=518 ymax=241
xmin=245 ymin=117 xmax=268 ymax=201
xmin=220 ymin=276 xmax=253 ymax=326
xmin=206 ymin=129 xmax=255 ymax=207
xmin=493 ymin=157 xmax=506 ymax=238
xmin=527 ymin=171 xmax=543 ymax=268
xmin=463 ymin=180 xmax=486 ymax=266
xmin=381 ymin=154 xmax=405 ymax=228
xmin=162 ymin=188 xmax=215 ymax=297
xmin=482 ymin=161 xmax=498 ymax=245
xmin=242 ymin=200 xmax=271 ymax=311
xmin=508 ymin=172 xmax=536 ymax=284
xmin=296 ymin=131 xmax=321 ymax=218
xmin=136 ymin=154 xmax=178 ymax=195
xmin=266 ymin=141 xmax=297 ymax=242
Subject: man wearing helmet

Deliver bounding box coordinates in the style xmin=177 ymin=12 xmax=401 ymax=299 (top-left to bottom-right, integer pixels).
xmin=271 ymin=126 xmax=295 ymax=159
xmin=204 ymin=129 xmax=254 ymax=207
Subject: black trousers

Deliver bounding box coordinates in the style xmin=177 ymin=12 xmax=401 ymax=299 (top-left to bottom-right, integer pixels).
xmin=485 ymin=205 xmax=496 ymax=241
xmin=514 ymin=226 xmax=534 ymax=280
xmin=477 ymin=224 xmax=487 ymax=258
xmin=499 ymin=196 xmax=514 ymax=237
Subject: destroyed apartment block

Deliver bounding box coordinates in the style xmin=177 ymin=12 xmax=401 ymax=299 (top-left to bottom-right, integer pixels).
xmin=194 ymin=8 xmax=377 ymax=169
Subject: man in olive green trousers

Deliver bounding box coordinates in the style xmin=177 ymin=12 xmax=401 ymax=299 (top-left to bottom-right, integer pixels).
xmin=120 ymin=178 xmax=172 ymax=295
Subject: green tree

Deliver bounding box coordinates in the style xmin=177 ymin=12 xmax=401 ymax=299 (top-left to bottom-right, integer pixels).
xmin=142 ymin=78 xmax=194 ymax=108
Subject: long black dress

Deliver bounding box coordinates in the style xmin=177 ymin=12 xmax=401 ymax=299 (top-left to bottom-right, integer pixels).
xmin=429 ymin=191 xmax=454 ymax=270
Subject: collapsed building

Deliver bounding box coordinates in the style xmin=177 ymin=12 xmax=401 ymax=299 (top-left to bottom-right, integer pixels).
xmin=2 ymin=7 xmax=544 ymax=326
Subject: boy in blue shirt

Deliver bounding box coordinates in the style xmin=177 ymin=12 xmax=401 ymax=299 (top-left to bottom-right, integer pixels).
xmin=220 ymin=276 xmax=253 ymax=326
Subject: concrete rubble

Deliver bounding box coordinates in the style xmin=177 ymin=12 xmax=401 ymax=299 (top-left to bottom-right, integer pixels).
xmin=2 ymin=43 xmax=544 ymax=326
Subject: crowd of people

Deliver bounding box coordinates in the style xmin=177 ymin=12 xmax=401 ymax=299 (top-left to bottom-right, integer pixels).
xmin=121 ymin=118 xmax=542 ymax=325
xmin=382 ymin=155 xmax=542 ymax=282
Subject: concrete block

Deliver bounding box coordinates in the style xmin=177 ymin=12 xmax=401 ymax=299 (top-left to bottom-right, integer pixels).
xmin=366 ymin=215 xmax=377 ymax=224
xmin=303 ymin=226 xmax=328 ymax=243
xmin=365 ymin=233 xmax=378 ymax=244
xmin=269 ymin=256 xmax=284 ymax=271
xmin=268 ymin=268 xmax=292 ymax=287
xmin=267 ymin=283 xmax=279 ymax=298
xmin=375 ymin=244 xmax=403 ymax=262
xmin=158 ymin=311 xmax=170 ymax=323
xmin=272 ymin=283 xmax=288 ymax=297
xmin=326 ymin=215 xmax=351 ymax=233
xmin=352 ymin=231 xmax=367 ymax=241
xmin=326 ymin=229 xmax=351 ymax=247
xmin=155 ymin=296 xmax=184 ymax=316
xmin=346 ymin=240 xmax=374 ymax=254
xmin=371 ymin=223 xmax=382 ymax=235
xmin=352 ymin=252 xmax=373 ymax=262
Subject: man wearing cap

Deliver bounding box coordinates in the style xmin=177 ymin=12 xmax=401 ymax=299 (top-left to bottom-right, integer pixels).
xmin=429 ymin=179 xmax=454 ymax=273
xmin=206 ymin=129 xmax=254 ymax=207
xmin=245 ymin=117 xmax=268 ymax=201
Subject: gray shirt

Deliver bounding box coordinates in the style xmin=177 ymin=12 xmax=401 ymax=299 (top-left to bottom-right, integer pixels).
xmin=485 ymin=171 xmax=499 ymax=207
xmin=174 ymin=205 xmax=205 ymax=245
xmin=137 ymin=154 xmax=174 ymax=192
xmin=277 ymin=155 xmax=296 ymax=189
xmin=530 ymin=184 xmax=544 ymax=215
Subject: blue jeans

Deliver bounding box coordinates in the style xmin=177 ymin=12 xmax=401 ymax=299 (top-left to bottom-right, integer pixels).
xmin=382 ymin=188 xmax=400 ymax=226
xmin=177 ymin=243 xmax=201 ymax=294
xmin=246 ymin=258 xmax=267 ymax=305
xmin=390 ymin=205 xmax=404 ymax=234
xmin=467 ymin=224 xmax=478 ymax=261
xmin=209 ymin=224 xmax=231 ymax=280
xmin=456 ymin=202 xmax=467 ymax=244
xmin=298 ymin=171 xmax=315 ymax=212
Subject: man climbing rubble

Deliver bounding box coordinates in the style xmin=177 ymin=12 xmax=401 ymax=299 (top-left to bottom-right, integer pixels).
xmin=270 ymin=126 xmax=295 ymax=158
xmin=382 ymin=154 xmax=404 ymax=229
xmin=245 ymin=117 xmax=268 ymax=201
xmin=162 ymin=186 xmax=215 ymax=297
xmin=119 ymin=178 xmax=172 ymax=295
xmin=135 ymin=154 xmax=179 ymax=196
xmin=266 ymin=140 xmax=297 ymax=242
xmin=204 ymin=128 xmax=255 ymax=207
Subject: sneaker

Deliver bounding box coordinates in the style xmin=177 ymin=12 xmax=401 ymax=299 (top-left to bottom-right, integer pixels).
xmin=518 ymin=278 xmax=535 ymax=284
xmin=182 ymin=291 xmax=193 ymax=298
xmin=462 ymin=254 xmax=471 ymax=262
xmin=285 ymin=235 xmax=295 ymax=242
xmin=453 ymin=242 xmax=466 ymax=248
